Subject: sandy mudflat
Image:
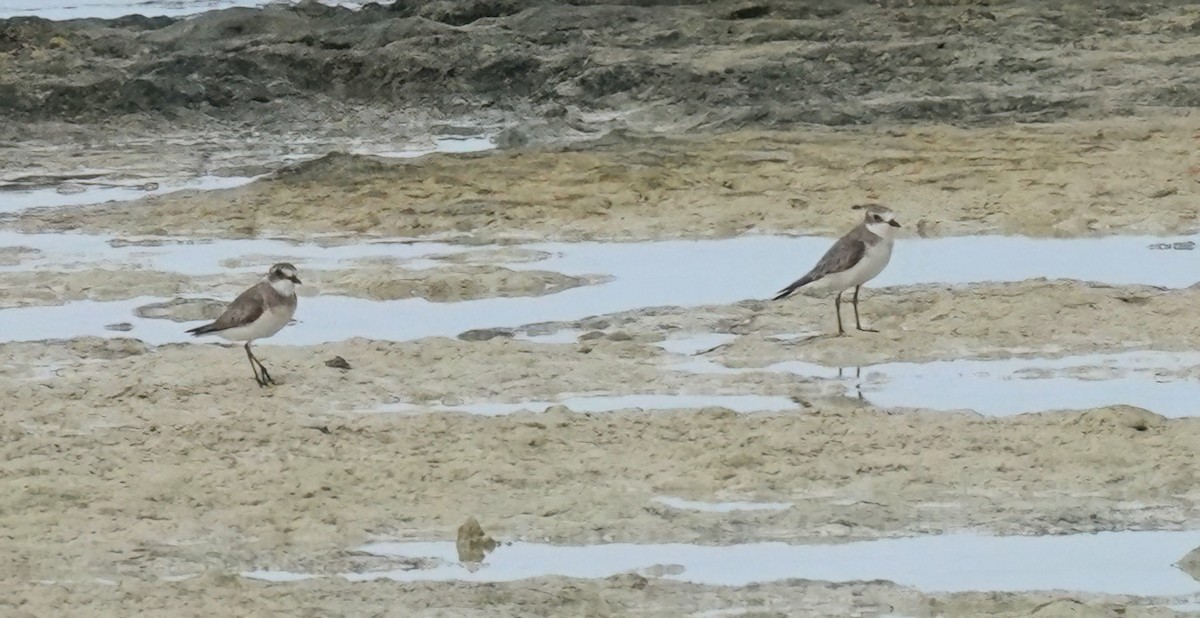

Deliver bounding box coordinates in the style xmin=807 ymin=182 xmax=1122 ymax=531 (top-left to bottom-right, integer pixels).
xmin=5 ymin=0 xmax=1200 ymax=615
xmin=4 ymin=130 xmax=1200 ymax=614
xmin=9 ymin=117 xmax=1200 ymax=242
xmin=2 ymin=275 xmax=1200 ymax=614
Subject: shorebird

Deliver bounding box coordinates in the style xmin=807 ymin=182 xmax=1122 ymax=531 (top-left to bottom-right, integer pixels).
xmin=186 ymin=263 xmax=301 ymax=387
xmin=772 ymin=204 xmax=901 ymax=335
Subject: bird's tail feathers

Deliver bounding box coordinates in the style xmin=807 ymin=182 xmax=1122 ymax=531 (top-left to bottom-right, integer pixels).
xmin=772 ymin=275 xmax=816 ymax=301
xmin=186 ymin=323 xmax=218 ymax=336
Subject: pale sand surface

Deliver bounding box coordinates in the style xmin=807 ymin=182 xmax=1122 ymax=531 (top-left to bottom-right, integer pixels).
xmin=3 ymin=121 xmax=1200 ymax=615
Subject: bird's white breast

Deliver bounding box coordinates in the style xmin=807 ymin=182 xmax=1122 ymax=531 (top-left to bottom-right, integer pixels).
xmin=807 ymin=239 xmax=894 ymax=294
xmin=849 ymin=239 xmax=894 ymax=285
xmin=214 ymin=304 xmax=296 ymax=343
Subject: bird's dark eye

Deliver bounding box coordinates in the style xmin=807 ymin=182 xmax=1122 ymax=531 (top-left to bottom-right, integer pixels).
xmin=872 ymin=215 xmax=881 ymax=222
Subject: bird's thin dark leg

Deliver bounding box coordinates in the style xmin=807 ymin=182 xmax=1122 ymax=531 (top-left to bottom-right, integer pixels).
xmin=834 ymin=291 xmax=846 ymax=336
xmin=245 ymin=342 xmax=276 ymax=387
xmin=255 ymin=359 xmax=275 ymax=386
xmin=253 ymin=350 xmax=276 ymax=386
xmin=244 ymin=342 xmax=266 ymax=387
xmin=853 ymin=285 xmax=878 ymax=333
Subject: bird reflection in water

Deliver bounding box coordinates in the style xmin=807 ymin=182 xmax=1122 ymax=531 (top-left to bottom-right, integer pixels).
xmin=836 ymin=365 xmax=865 ymax=401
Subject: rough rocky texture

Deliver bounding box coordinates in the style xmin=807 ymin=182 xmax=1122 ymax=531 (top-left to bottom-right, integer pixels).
xmin=2 ymin=0 xmax=1200 ymax=133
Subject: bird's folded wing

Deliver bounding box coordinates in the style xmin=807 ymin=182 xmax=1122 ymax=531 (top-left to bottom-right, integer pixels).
xmin=205 ymin=285 xmax=266 ymax=332
xmin=808 ymin=236 xmax=866 ymax=279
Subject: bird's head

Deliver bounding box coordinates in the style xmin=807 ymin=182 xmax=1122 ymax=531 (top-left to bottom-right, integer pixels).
xmin=267 ymin=262 xmax=302 ymax=294
xmin=853 ymin=203 xmax=901 ymax=238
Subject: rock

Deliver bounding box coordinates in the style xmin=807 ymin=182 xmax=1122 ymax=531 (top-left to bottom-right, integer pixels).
xmin=457 ymin=328 xmax=513 ymax=342
xmin=494 ymin=126 xmax=530 ymax=150
xmin=0 ymin=0 xmax=1192 ymax=132
xmin=135 ymin=298 xmax=227 ymax=322
xmin=104 ymin=322 xmax=133 ymax=332
xmin=1179 ymin=545 xmax=1200 ymax=582
xmin=455 ymin=516 xmax=497 ymax=564
xmin=728 ymin=5 xmax=770 ymax=20
xmin=1064 ymin=405 xmax=1165 ymax=432
xmin=324 ymin=356 xmax=351 ymax=370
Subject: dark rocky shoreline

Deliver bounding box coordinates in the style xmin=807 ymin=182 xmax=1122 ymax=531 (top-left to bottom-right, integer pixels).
xmin=2 ymin=0 xmax=1198 ymax=137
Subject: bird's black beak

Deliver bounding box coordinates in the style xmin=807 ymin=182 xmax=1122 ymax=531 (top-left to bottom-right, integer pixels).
xmin=290 ymin=275 xmax=302 ymax=284
xmin=889 ymin=220 xmax=901 ymax=228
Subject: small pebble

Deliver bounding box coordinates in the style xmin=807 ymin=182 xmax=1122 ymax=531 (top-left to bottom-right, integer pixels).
xmin=325 ymin=356 xmax=351 ymax=370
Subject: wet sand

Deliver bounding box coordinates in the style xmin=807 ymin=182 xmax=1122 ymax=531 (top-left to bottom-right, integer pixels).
xmin=4 ymin=126 xmax=1200 ymax=614
xmin=3 ymin=271 xmax=1200 ymax=614
xmin=5 ymin=1 xmax=1200 ymax=614
xmin=9 ymin=117 xmax=1200 ymax=242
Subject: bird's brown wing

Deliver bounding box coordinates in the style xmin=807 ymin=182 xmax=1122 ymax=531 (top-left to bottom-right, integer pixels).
xmin=773 ymin=236 xmax=866 ymax=300
xmin=187 ymin=283 xmax=265 ymax=335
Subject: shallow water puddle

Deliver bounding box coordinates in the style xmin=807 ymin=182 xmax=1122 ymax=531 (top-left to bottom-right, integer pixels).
xmin=3 ymin=233 xmax=1200 ymax=345
xmin=517 ymin=234 xmax=1200 ymax=294
xmin=656 ymin=333 xmax=739 ymax=356
xmin=337 ymin=530 xmax=1200 ymax=595
xmin=756 ymin=352 xmax=1200 ymax=417
xmin=675 ymin=352 xmax=1200 ymax=417
xmin=372 ymin=393 xmax=799 ymax=415
xmin=356 ymin=136 xmax=495 ymax=158
xmin=0 ymin=232 xmax=471 ymax=276
xmin=0 ymin=175 xmax=256 ymax=214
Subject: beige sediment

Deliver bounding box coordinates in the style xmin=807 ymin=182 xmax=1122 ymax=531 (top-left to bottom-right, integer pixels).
xmin=519 ymin=280 xmax=1200 ymax=366
xmin=8 ymin=117 xmax=1200 ymax=242
xmin=1 ymin=572 xmax=1168 ymax=617
xmin=1 ymin=330 xmax=1196 ymax=612
xmin=4 ymin=118 xmax=1200 ymax=614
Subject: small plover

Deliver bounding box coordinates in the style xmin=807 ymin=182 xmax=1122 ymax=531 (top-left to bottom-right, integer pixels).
xmin=186 ymin=262 xmax=301 ymax=387
xmin=773 ymin=204 xmax=901 ymax=335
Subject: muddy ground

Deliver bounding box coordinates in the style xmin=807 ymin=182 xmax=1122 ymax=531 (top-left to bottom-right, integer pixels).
xmin=5 ymin=0 xmax=1200 ymax=616
xmin=7 ymin=116 xmax=1200 ymax=242
xmin=2 ymin=273 xmax=1200 ymax=617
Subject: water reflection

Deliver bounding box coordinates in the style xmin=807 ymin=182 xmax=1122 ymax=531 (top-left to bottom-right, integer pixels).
xmin=677 ymin=352 xmax=1200 ymax=417
xmin=347 ymin=530 xmax=1200 ymax=595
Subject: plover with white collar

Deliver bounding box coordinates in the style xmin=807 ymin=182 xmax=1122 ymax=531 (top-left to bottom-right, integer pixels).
xmin=773 ymin=204 xmax=901 ymax=335
xmin=186 ymin=262 xmax=301 ymax=387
